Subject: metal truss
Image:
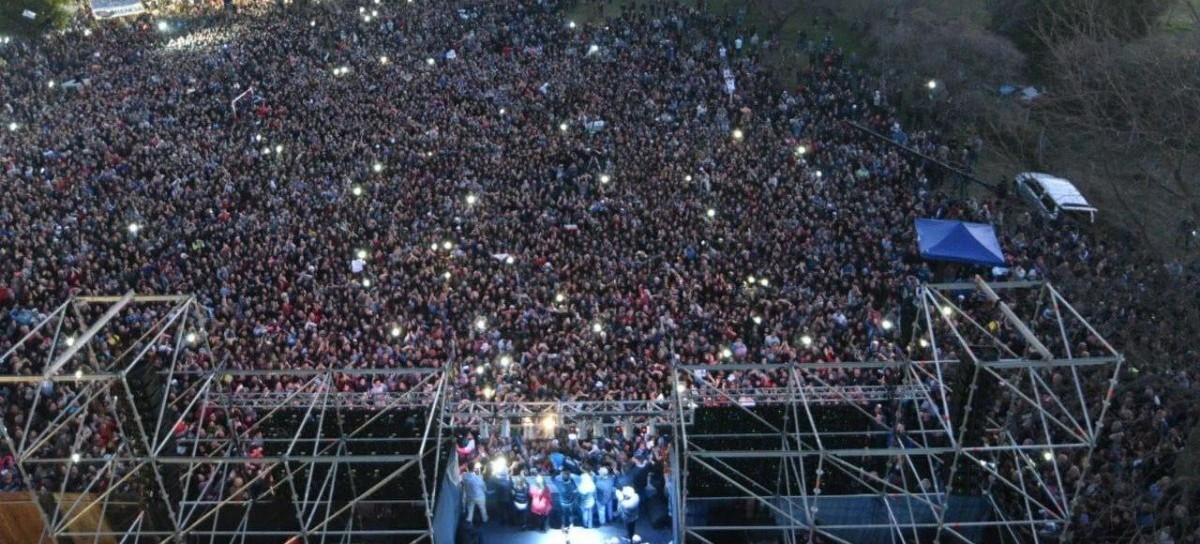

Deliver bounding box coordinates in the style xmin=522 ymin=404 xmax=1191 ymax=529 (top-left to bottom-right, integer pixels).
xmin=670 ymin=278 xmax=1122 ymax=544
xmin=0 ymin=293 xmax=448 ymax=544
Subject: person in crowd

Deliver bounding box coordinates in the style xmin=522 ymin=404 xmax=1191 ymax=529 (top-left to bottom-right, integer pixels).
xmin=463 ymin=464 xmax=488 ymax=525
xmin=578 ymin=468 xmax=598 ymax=528
xmin=596 ymin=466 xmax=617 ymax=525
xmin=512 ymin=471 xmax=530 ymax=529
xmin=530 ymin=476 xmax=553 ymax=533
xmin=617 ymin=485 xmax=641 ymax=540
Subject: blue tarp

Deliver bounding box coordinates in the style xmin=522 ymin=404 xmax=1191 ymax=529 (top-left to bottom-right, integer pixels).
xmin=916 ymin=219 xmax=1005 ymax=266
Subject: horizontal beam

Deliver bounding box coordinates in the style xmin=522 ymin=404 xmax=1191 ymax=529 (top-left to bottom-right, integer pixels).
xmin=167 ymin=367 xmax=440 ymax=377
xmin=925 ymin=280 xmax=1043 ymax=291
xmin=687 ymin=442 xmax=1088 ymax=458
xmin=58 ymin=530 xmax=431 ymax=537
xmin=22 ymin=454 xmax=422 ymax=464
xmin=76 ymin=295 xmax=192 ymax=303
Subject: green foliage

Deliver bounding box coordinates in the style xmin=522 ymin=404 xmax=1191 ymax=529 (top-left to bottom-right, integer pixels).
xmin=0 ymin=0 xmax=73 ymax=36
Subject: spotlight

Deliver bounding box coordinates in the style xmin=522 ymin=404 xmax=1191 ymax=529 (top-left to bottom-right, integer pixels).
xmin=352 ymin=186 xmax=363 ymax=196
xmin=74 ymin=369 xmax=83 ymax=380
xmin=274 ymin=144 xmax=283 ymax=154
xmin=466 ymin=194 xmax=478 ymax=205
xmin=706 ymin=208 xmax=716 ymax=218
xmin=720 ymin=348 xmax=732 ymax=359
xmin=592 ymin=322 xmax=603 ymax=333
xmin=442 ymin=241 xmax=453 ymax=251
xmin=599 ymin=174 xmax=610 ymax=184
xmin=759 ymin=278 xmax=769 ymax=287
xmin=796 ymin=145 xmax=807 ymax=155
xmin=881 ymin=319 xmax=894 ymax=331
xmin=1042 ymin=451 xmax=1054 ymax=462
xmin=71 ymin=453 xmax=81 ymax=463
xmin=356 ymin=249 xmax=368 ymax=259
xmin=559 ymin=123 xmax=568 ymax=132
xmin=747 ymin=275 xmax=756 ymax=284
xmin=568 ymin=21 xmax=576 ymax=29
xmin=127 ymin=223 xmax=140 ymax=234
xmin=372 ymin=162 xmax=383 ymax=172
xmin=801 ymin=335 xmax=813 ymax=347
xmin=6 ymin=122 xmax=17 ymax=131
xmin=186 ymin=332 xmax=198 ymax=344
xmin=505 ymin=255 xmax=515 ymax=265
xmin=362 ymin=279 xmax=371 ymax=287
xmin=426 ymin=58 xmax=435 ymax=66
xmin=676 ymin=383 xmax=687 ymax=393
xmin=157 ymin=21 xmax=169 ymax=32
xmin=555 ymin=293 xmax=565 ymax=303
xmin=65 ymin=336 xmax=75 ymax=347
xmin=500 ymin=355 xmax=512 ymax=366
xmin=752 ymin=316 xmax=762 ymax=325
xmin=940 ymin=306 xmax=953 ymax=317
xmin=475 ymin=317 xmax=487 ymax=331
xmin=380 ymin=56 xmax=389 ymax=64
xmin=927 ymin=80 xmax=938 ymax=90
xmin=732 ymin=129 xmax=744 ymax=140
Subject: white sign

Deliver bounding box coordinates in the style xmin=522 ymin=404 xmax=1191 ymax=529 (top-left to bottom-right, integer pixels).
xmin=22 ymin=9 xmax=37 ymax=19
xmin=722 ymin=68 xmax=736 ymax=95
xmin=90 ymin=0 xmax=145 ymax=19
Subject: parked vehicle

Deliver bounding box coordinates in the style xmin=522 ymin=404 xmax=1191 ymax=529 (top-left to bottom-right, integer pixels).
xmin=1014 ymin=172 xmax=1097 ymax=222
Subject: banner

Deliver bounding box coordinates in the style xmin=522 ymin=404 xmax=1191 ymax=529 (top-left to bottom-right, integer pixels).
xmin=90 ymin=0 xmax=145 ymax=19
xmin=722 ymin=68 xmax=736 ymax=95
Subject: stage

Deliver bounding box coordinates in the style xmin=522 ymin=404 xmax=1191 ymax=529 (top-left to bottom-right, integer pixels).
xmin=464 ymin=519 xmax=673 ymax=544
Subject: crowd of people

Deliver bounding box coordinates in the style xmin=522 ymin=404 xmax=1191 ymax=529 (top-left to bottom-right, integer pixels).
xmin=0 ymin=0 xmax=1198 ymax=541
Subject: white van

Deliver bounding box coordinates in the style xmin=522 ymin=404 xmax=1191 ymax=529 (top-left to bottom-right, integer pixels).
xmin=1014 ymin=172 xmax=1097 ymax=223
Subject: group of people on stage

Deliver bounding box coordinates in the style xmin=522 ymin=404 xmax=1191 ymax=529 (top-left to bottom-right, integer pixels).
xmin=459 ymin=430 xmax=668 ymax=540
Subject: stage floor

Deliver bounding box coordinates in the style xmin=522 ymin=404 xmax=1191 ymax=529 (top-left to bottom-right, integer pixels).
xmin=470 ymin=521 xmax=672 ymax=544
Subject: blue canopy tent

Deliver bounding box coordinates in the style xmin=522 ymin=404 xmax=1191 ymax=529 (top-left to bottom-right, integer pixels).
xmin=915 ymin=218 xmax=1006 ymax=266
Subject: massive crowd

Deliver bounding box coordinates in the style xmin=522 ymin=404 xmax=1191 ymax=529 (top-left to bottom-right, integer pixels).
xmin=1 ymin=0 xmax=1198 ymax=541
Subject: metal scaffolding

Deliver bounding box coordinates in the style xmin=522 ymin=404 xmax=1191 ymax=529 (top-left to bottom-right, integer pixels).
xmin=0 ymin=293 xmax=447 ymax=544
xmin=670 ymin=278 xmax=1122 ymax=544
xmin=0 ymin=278 xmax=1120 ymax=544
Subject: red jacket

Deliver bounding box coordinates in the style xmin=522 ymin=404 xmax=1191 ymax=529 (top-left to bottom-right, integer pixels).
xmin=530 ymin=486 xmax=552 ymax=516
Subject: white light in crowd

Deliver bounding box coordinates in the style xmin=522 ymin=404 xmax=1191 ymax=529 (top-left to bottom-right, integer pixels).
xmin=500 ymin=355 xmax=512 ymax=366
xmin=499 ymin=108 xmax=506 ymax=115
xmin=940 ymin=306 xmax=953 ymax=317
xmin=373 ymin=0 xmax=380 ymax=4
xmin=559 ymin=123 xmax=568 ymax=132
xmin=588 ymin=44 xmax=599 ymax=55
xmin=83 ymin=29 xmax=92 ymax=36
xmin=262 ymin=146 xmax=272 ymax=155
xmin=759 ymin=278 xmax=769 ymax=287
xmin=430 ymin=243 xmax=439 ymax=251
xmin=555 ymin=293 xmax=566 ymax=303
xmin=275 ymin=144 xmax=283 ymax=154
xmin=362 ymin=279 xmax=371 ymax=287
xmin=919 ymin=338 xmax=930 ymax=348
xmin=71 ymin=453 xmax=81 ymax=463
xmin=356 ymin=249 xmax=368 ymax=259
xmin=541 ymin=414 xmax=556 ymax=433
xmin=442 ymin=240 xmax=453 ymax=251
xmin=186 ymin=332 xmax=198 ymax=344
xmin=475 ymin=317 xmax=487 ymax=331
xmin=482 ymin=386 xmax=494 ymax=399
xmin=255 ymin=134 xmax=262 ymax=142
xmin=752 ymin=316 xmax=762 ymax=325
xmin=568 ymin=20 xmax=576 ymax=29
xmin=815 ymin=170 xmax=823 ymax=178
xmin=796 ymin=145 xmax=807 ymax=155
xmin=677 ymin=383 xmax=687 ymax=393
xmin=352 ymin=186 xmax=363 ymax=196
xmin=74 ymin=369 xmax=83 ymax=380
xmin=127 ymin=222 xmax=140 ymax=234
xmin=442 ymin=271 xmax=451 ymax=279
xmin=1042 ymin=451 xmax=1054 ymax=462
xmin=157 ymin=21 xmax=169 ymax=32
xmin=6 ymin=122 xmax=17 ymax=132
xmin=426 ymin=57 xmax=435 ymax=66
xmin=65 ymin=336 xmax=75 ymax=347
xmin=48 ymin=81 xmax=55 ymax=89
xmin=801 ymin=335 xmax=813 ymax=347
xmin=685 ymin=175 xmax=693 ymax=182
xmin=371 ymin=9 xmax=378 ymax=16
xmin=490 ymin=455 xmax=507 ymax=473
xmin=599 ymin=174 xmax=610 ymax=184
xmin=466 ymin=194 xmax=478 ymax=205
xmin=720 ymin=348 xmax=732 ymax=359
xmin=747 ymin=275 xmax=756 ymax=284
xmin=390 ymin=326 xmax=401 ymax=337
xmin=505 ymin=255 xmax=515 ymax=265
xmin=881 ymin=319 xmax=894 ymax=331
xmin=363 ymin=15 xmax=372 ymax=22
xmin=927 ymin=80 xmax=938 ymax=90
xmin=732 ymin=129 xmax=744 ymax=140
xmin=372 ymin=162 xmax=383 ymax=172
xmin=706 ymin=208 xmax=716 ymax=218
xmin=310 ymin=20 xmax=316 ymax=27
xmin=380 ymin=55 xmax=389 ymax=64
xmin=591 ymin=322 xmax=603 ymax=333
